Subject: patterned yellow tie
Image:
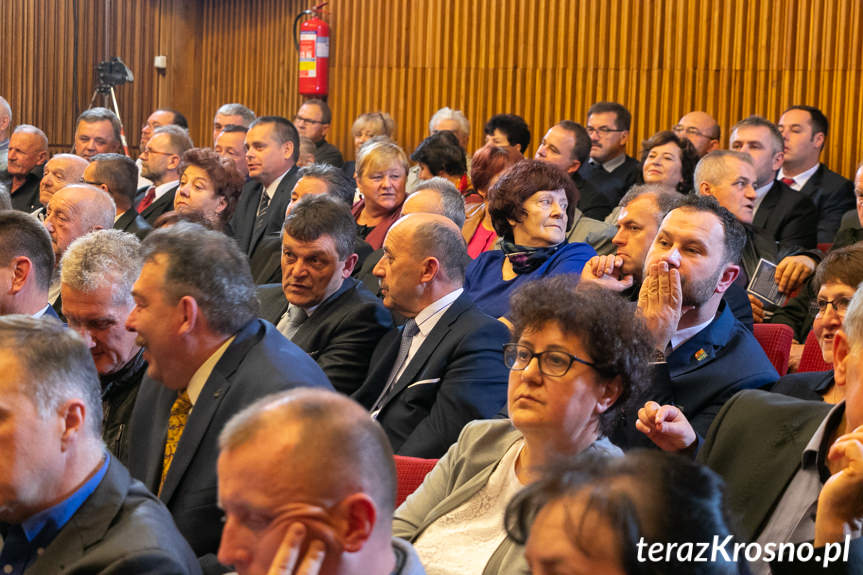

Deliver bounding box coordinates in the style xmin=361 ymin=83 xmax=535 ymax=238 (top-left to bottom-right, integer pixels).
xmin=159 ymin=389 xmax=192 ymax=495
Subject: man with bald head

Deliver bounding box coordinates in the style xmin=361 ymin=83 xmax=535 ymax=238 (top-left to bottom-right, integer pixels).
xmin=218 ymin=388 xmax=424 ymax=575
xmin=6 ymin=124 xmax=49 ymax=212
xmin=673 ymin=111 xmax=721 ymax=157
xmin=352 ymin=213 xmax=510 ymax=457
xmin=34 ymin=153 xmax=89 ymax=220
xmin=0 ymin=96 xmax=11 ymax=172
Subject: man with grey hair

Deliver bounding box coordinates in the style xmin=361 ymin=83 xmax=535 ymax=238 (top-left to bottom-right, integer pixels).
xmin=258 ymin=194 xmax=392 ymax=395
xmin=61 ymin=229 xmax=146 ymax=463
xmin=0 ymin=315 xmax=201 ymax=573
xmin=35 ymin=153 xmax=89 ymax=221
xmin=0 ymin=210 xmax=57 ymax=318
xmin=136 ymin=124 xmax=193 ymax=225
xmin=86 ymin=152 xmax=151 ymax=239
xmin=0 ymin=95 xmax=11 ymax=171
xmin=217 ymin=388 xmax=425 ymax=575
xmin=125 ymin=222 xmax=331 ymax=568
xmin=73 ymin=107 xmax=123 ymax=160
xmin=0 ymin=182 xmax=11 ymax=211
xmin=638 ymin=285 xmax=863 ymax=574
xmin=353 ymin=213 xmax=509 ymax=457
xmin=7 ymin=124 xmax=49 ymax=212
xmin=407 ymin=107 xmax=472 ymax=194
xmin=212 ymin=102 xmax=256 ymax=145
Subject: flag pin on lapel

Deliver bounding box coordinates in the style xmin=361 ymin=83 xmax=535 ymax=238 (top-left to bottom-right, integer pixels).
xmin=694 ymin=348 xmax=707 ymax=362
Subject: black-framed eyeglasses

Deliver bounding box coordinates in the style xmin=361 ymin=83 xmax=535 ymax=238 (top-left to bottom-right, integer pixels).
xmin=503 ymin=343 xmax=596 ymax=377
xmin=294 ymin=115 xmax=327 ymax=125
xmin=586 ymin=126 xmax=624 ymax=136
xmin=810 ymin=297 xmax=852 ymax=316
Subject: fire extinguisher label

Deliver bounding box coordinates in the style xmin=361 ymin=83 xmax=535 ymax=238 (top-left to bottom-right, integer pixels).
xmin=299 ymin=31 xmax=317 ymax=78
xmin=316 ymin=37 xmax=329 ymax=58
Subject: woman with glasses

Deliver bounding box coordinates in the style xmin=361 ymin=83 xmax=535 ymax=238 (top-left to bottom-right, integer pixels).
xmin=771 ymin=244 xmax=863 ymax=403
xmin=462 ymin=160 xmax=596 ymax=319
xmin=393 ymin=277 xmax=652 ymax=575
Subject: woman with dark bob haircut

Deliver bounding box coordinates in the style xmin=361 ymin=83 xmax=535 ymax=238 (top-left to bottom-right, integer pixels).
xmin=173 ymin=147 xmax=244 ymax=233
xmin=640 ymin=130 xmax=700 ymax=195
xmin=393 ymin=277 xmax=653 ymax=575
xmin=506 ymin=451 xmax=745 ymax=575
xmin=463 ymin=159 xmax=596 ymax=319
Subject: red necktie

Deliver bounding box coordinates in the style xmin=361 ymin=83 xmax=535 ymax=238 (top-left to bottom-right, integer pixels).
xmin=137 ymin=186 xmax=156 ymax=213
xmin=780 ymin=177 xmax=796 ymax=188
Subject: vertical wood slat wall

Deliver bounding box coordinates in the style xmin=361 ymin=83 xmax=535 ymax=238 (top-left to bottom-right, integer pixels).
xmin=2 ymin=0 xmax=861 ymax=178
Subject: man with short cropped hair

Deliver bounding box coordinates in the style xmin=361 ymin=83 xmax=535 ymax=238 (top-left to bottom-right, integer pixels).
xmin=86 ymin=152 xmax=151 ymax=239
xmin=125 ymin=223 xmax=332 ymax=568
xmin=74 ymin=107 xmax=123 ymax=159
xmin=353 ymin=213 xmax=510 ymax=457
xmin=137 ymin=108 xmax=189 ymax=189
xmin=212 ymin=102 xmax=255 ymax=145
xmin=578 ymin=101 xmax=641 ymax=206
xmin=217 ymin=389 xmax=425 ymax=575
xmin=6 ymin=124 xmax=49 ymax=212
xmin=672 ymin=110 xmax=721 ymax=157
xmin=0 ymin=210 xmax=57 ymax=318
xmin=35 ymin=153 xmax=89 ymax=221
xmin=295 ymin=99 xmax=343 ymax=167
xmin=136 ymin=125 xmax=193 ymax=225
xmin=258 ymin=194 xmax=392 ymax=395
xmin=778 ymin=105 xmax=855 ymax=243
xmin=215 ymin=124 xmax=249 ymax=179
xmin=0 ymin=315 xmax=201 ymax=574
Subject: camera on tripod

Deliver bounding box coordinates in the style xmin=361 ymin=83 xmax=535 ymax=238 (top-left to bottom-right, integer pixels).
xmin=96 ymin=57 xmax=134 ymax=91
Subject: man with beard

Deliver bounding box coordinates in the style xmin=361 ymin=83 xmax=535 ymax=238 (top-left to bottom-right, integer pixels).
xmin=612 ymin=194 xmax=778 ymax=447
xmin=136 ymin=125 xmax=193 ymax=225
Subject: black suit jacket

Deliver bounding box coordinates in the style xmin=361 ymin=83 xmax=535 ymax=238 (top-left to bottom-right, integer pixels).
xmin=797 ymin=163 xmax=855 ymax=244
xmin=250 ymin=233 xmax=374 ymax=286
xmin=753 ymin=179 xmax=818 ymax=253
xmin=127 ymin=319 xmax=331 ymax=564
xmin=770 ymin=370 xmax=834 ymax=402
xmin=139 ymin=183 xmax=180 ymax=226
xmin=257 ymin=277 xmax=394 ymax=395
xmin=9 ymin=164 xmax=44 ymax=213
xmin=231 ymin=166 xmax=300 ymax=256
xmin=114 ymin=208 xmax=152 ymax=241
xmin=29 ymin=454 xmax=201 ymax=574
xmin=571 ymin=172 xmax=614 ymax=220
xmin=352 ymin=292 xmax=510 ymax=458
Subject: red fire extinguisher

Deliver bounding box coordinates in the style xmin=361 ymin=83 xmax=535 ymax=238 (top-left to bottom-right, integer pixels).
xmin=294 ymin=2 xmax=330 ymax=97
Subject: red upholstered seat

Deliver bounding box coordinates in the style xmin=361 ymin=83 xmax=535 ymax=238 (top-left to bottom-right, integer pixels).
xmin=393 ymin=455 xmax=439 ymax=507
xmin=797 ymin=329 xmax=833 ymax=373
xmin=753 ymin=323 xmax=793 ymax=376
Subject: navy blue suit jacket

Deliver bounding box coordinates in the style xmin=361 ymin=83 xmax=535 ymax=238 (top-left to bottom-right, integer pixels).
xmin=797 ymin=163 xmax=855 ymax=244
xmin=127 ymin=319 xmax=331 ymax=565
xmin=352 ymin=292 xmax=510 ymax=458
xmin=139 ymin=183 xmax=179 ymax=226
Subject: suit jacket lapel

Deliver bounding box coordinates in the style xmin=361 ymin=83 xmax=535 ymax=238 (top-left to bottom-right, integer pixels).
xmin=114 ymin=209 xmax=134 ymax=231
xmin=293 ymin=278 xmax=356 ymax=344
xmin=753 ymin=181 xmax=779 ymax=228
xmin=141 ymin=184 xmax=177 ymax=220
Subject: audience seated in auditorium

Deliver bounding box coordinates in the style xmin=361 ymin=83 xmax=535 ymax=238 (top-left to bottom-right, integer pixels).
xmin=217 ymin=389 xmax=425 ymax=575
xmin=296 ymin=98 xmax=344 ymax=168
xmin=0 ymin=96 xmax=10 ymax=172
xmin=394 ymin=278 xmax=652 ymax=574
xmin=730 ymin=116 xmax=818 ymax=254
xmin=60 ymin=230 xmax=145 ymax=464
xmin=578 ymin=101 xmax=641 ymax=207
xmin=506 ymin=451 xmax=745 ymax=575
xmin=124 ymin=223 xmax=332 ymax=570
xmin=344 ymin=111 xmax=396 ymax=180
xmin=638 ymin=285 xmax=863 ymax=574
xmin=352 ymin=139 xmax=409 ymax=250
xmin=484 ymin=113 xmax=530 ymax=156
xmin=772 ymin=245 xmax=863 ymax=402
xmin=85 ymin=152 xmax=151 ymax=240
xmin=407 ymin=107 xmax=471 ymax=194
xmin=778 ymin=105 xmax=855 ymax=244
xmin=672 ymin=110 xmax=721 ymax=157
xmin=463 ymin=144 xmax=523 ymax=258
xmin=73 ymin=107 xmax=123 ymax=160
xmin=174 ymin=147 xmax=243 ymax=234
xmin=640 ymin=130 xmax=699 ymax=194
xmin=137 ymin=108 xmax=189 ymax=189
xmin=214 ymin=124 xmax=249 ymax=179
xmin=0 ymin=316 xmax=202 ymax=574
xmin=463 ymin=160 xmax=595 ymax=319
xmin=34 ymin=152 xmax=88 ymax=220
xmin=411 ymin=130 xmax=470 ymax=197
xmin=352 ymin=213 xmax=509 ymax=458
xmin=136 ymin=124 xmax=193 ymax=225
xmin=614 ymin=195 xmax=777 ymax=446
xmin=0 ymin=211 xmax=57 ymax=319
xmin=211 ymin=102 xmax=255 ymax=145
xmin=257 ymin=194 xmax=392 ymax=395
xmin=231 ymin=116 xmax=301 ymax=258
xmin=6 ymin=124 xmax=48 ymax=212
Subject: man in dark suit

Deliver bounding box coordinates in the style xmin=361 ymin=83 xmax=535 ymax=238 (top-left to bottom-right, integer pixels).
xmin=0 ymin=316 xmax=201 ymax=574
xmin=778 ymin=105 xmax=855 ymax=244
xmin=125 ymin=223 xmax=332 ymax=570
xmin=6 ymin=124 xmax=48 ymax=212
xmin=86 ymin=152 xmax=151 ymax=240
xmin=232 ymin=116 xmax=301 ymax=261
xmin=295 ymin=99 xmax=344 ymax=168
xmin=258 ymin=194 xmax=392 ymax=395
xmin=352 ymin=213 xmax=509 ymax=458
xmin=136 ymin=124 xmax=193 ymax=225
xmin=577 ymin=102 xmax=641 ymax=207
xmin=0 ymin=210 xmax=56 ymax=318
xmin=637 ymin=288 xmax=863 ymax=574
xmin=731 ymin=116 xmax=818 ymax=254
